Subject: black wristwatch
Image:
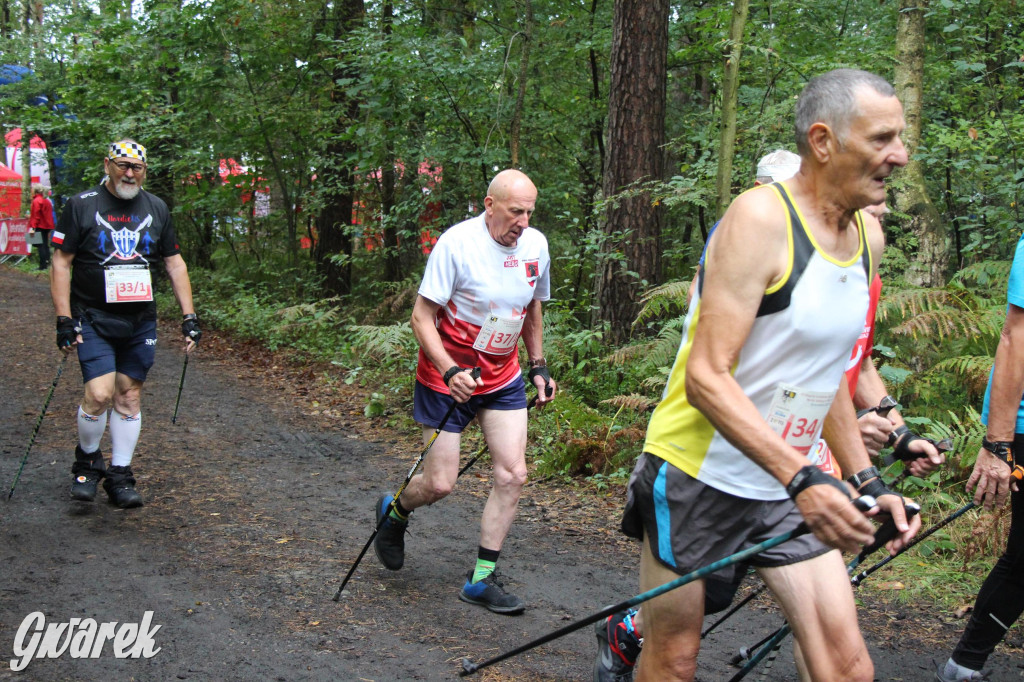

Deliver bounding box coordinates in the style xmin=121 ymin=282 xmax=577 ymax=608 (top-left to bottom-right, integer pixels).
xmin=847 ymin=466 xmax=881 ymax=490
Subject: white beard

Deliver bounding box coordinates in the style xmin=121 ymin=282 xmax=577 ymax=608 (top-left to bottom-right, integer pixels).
xmin=113 ymin=180 xmax=141 ymax=200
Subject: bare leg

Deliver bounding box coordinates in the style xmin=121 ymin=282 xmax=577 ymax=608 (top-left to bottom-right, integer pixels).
xmin=476 ymin=407 xmax=527 ymax=550
xmin=635 ymin=535 xmax=705 ymax=682
xmin=395 ymin=429 xmax=462 ymax=510
xmin=758 ymin=551 xmax=873 ymax=682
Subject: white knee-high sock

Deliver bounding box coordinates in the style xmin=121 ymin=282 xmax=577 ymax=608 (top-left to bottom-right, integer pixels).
xmin=77 ymin=406 xmax=107 ymax=453
xmin=109 ymin=410 xmax=141 ymax=467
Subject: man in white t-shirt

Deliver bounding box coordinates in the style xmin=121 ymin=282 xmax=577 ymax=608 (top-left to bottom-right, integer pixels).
xmin=373 ymin=169 xmax=557 ymax=614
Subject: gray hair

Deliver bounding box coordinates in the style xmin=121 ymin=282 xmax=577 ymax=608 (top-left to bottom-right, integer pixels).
xmin=794 ymin=69 xmax=896 ymax=155
xmin=755 ymin=149 xmax=801 ymax=184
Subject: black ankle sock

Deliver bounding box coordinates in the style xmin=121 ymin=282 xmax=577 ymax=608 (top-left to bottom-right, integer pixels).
xmin=478 ymin=546 xmax=500 ymax=563
xmin=394 ymin=498 xmax=411 ymax=518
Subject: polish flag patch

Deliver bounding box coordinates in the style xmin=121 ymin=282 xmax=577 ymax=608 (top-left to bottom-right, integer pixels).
xmin=51 ymin=231 xmax=65 ymax=245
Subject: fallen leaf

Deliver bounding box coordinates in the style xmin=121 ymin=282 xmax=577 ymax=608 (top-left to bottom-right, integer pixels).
xmin=874 ymin=581 xmax=904 ymax=590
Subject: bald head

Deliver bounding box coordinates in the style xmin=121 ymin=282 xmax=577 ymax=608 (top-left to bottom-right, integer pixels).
xmin=487 ymin=169 xmax=536 ymax=202
xmin=484 ymin=169 xmax=537 ymax=247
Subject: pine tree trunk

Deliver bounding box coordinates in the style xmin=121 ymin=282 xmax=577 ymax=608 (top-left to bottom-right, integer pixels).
xmin=593 ymin=0 xmax=668 ymax=344
xmin=893 ymin=0 xmax=948 ymax=287
xmin=714 ymin=0 xmax=750 ymax=218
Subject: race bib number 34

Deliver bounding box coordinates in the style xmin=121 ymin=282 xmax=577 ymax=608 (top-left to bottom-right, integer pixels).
xmin=765 ymin=383 xmax=835 ymax=456
xmin=472 ymin=314 xmax=524 ymax=355
xmin=104 ymin=264 xmax=153 ymax=303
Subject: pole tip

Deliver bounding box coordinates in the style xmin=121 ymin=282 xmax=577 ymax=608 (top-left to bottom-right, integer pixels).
xmin=459 ymin=658 xmax=478 ymax=676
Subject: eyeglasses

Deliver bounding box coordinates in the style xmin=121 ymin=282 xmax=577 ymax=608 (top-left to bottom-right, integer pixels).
xmin=110 ymin=160 xmax=146 ymax=173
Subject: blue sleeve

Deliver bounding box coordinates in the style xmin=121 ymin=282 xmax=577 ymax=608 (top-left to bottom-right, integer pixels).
xmin=980 ymin=235 xmax=1024 ymax=429
xmin=1007 ymin=236 xmax=1024 ymax=310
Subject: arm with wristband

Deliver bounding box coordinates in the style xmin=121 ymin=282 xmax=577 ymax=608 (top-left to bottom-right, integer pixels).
xmin=822 ymin=375 xmax=921 ymax=554
xmin=853 ymin=344 xmax=944 ymax=475
xmin=521 ymin=298 xmax=555 ymax=404
xmin=410 ymin=295 xmax=483 ymax=404
xmin=968 ymin=302 xmax=1024 ymax=510
xmin=164 ymin=254 xmax=199 ymax=353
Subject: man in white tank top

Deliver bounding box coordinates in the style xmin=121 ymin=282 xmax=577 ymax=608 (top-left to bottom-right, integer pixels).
xmin=621 ymin=69 xmax=923 ymax=682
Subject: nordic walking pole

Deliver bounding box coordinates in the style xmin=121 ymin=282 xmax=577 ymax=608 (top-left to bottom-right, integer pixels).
xmin=852 ymin=467 xmax=1022 ymax=587
xmin=703 ymin=582 xmax=768 ymax=639
xmin=333 ymin=367 xmax=480 ymax=601
xmin=171 ymin=353 xmax=189 ymax=424
xmin=459 ymin=521 xmax=816 ymax=677
xmin=8 ymin=354 xmax=68 ymax=501
xmin=730 ymin=499 xmax=921 ymax=681
xmin=456 ymin=392 xmax=545 ymax=478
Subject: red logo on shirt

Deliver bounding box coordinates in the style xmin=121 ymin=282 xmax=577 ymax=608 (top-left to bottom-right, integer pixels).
xmin=504 ymin=255 xmax=519 ymax=268
xmin=524 ymin=260 xmax=539 ymax=286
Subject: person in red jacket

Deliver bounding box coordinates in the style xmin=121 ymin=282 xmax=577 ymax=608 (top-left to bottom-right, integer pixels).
xmin=28 ymin=185 xmax=55 ymax=270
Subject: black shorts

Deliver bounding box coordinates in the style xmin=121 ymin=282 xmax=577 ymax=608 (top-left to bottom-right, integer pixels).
xmin=413 ymin=376 xmax=528 ymax=433
xmin=76 ymin=313 xmax=157 ymax=383
xmin=622 ymin=453 xmax=830 ymax=582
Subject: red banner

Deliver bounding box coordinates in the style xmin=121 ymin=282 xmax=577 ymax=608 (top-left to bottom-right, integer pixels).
xmin=0 ymin=218 xmax=30 ymax=255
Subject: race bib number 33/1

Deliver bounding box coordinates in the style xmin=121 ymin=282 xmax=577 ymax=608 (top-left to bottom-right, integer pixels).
xmin=765 ymin=383 xmax=835 ymax=456
xmin=104 ymin=264 xmax=153 ymax=303
xmin=472 ymin=314 xmax=524 ymax=355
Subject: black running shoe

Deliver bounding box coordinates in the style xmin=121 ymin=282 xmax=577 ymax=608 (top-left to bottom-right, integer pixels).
xmin=593 ymin=608 xmax=641 ymax=682
xmin=103 ymin=465 xmax=143 ymax=509
xmin=70 ymin=446 xmax=105 ymax=502
xmin=373 ymin=495 xmax=408 ymax=570
xmin=459 ymin=570 xmax=525 ymax=615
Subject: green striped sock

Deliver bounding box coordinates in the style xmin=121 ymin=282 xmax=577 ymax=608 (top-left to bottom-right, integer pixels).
xmin=472 ymin=558 xmax=496 ymax=584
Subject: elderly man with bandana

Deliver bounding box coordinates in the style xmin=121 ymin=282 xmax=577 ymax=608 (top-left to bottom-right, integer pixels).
xmin=50 ymin=139 xmax=200 ymax=508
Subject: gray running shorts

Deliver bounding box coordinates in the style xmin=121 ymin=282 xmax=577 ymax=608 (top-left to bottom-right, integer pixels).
xmin=621 ymin=452 xmax=831 ymax=581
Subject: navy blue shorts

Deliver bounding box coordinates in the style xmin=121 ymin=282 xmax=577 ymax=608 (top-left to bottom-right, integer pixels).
xmin=413 ymin=376 xmax=528 ymax=433
xmin=76 ymin=315 xmax=158 ymax=383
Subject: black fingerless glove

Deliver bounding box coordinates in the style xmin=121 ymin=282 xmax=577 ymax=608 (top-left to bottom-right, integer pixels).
xmin=527 ymin=365 xmax=552 ymax=394
xmin=786 ymin=465 xmax=850 ymax=501
xmin=56 ymin=316 xmax=80 ymax=349
xmin=856 ymin=476 xmax=897 ymax=502
xmin=182 ymin=314 xmax=201 ymax=345
xmin=887 ymin=425 xmax=926 ymax=461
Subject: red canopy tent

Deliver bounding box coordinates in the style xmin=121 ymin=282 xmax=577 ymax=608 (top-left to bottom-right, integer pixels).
xmin=0 ymin=163 xmax=22 ymax=218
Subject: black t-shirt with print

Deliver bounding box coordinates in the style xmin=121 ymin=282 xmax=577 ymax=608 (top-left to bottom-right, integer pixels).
xmin=54 ymin=184 xmax=180 ymax=316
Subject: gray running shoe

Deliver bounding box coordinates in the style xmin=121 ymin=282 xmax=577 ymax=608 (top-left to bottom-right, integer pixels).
xmin=459 ymin=570 xmax=525 ymax=615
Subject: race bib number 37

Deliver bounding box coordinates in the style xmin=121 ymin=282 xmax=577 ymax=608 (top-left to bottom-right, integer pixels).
xmin=472 ymin=314 xmax=524 ymax=355
xmin=765 ymin=383 xmax=835 ymax=456
xmin=104 ymin=264 xmax=153 ymax=303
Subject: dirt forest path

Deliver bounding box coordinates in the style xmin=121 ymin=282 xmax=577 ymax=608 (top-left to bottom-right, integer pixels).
xmin=0 ymin=265 xmax=1020 ymax=682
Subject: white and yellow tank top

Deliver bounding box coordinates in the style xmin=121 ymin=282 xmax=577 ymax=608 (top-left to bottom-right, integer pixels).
xmin=643 ymin=183 xmax=872 ymax=501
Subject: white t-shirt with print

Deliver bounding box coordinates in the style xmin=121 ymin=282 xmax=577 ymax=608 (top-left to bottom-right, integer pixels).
xmin=416 ymin=213 xmax=551 ymax=394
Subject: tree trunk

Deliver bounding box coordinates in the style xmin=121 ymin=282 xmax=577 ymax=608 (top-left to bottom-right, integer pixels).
xmin=314 ymin=0 xmax=365 ymax=297
xmin=508 ymin=0 xmax=532 ymax=168
xmin=20 ymin=132 xmax=31 ymax=216
xmin=714 ymin=0 xmax=750 ymax=218
xmin=593 ymin=0 xmax=668 ymax=344
xmin=893 ymin=0 xmax=948 ymax=287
